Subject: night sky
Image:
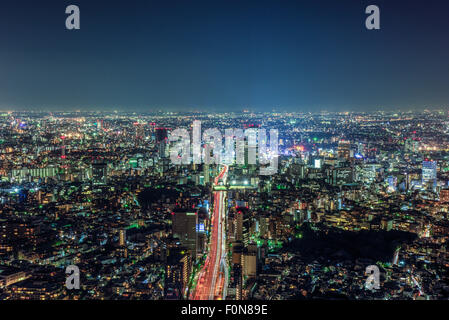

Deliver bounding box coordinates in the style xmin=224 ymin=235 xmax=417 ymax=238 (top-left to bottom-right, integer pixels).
xmin=0 ymin=0 xmax=448 ymax=112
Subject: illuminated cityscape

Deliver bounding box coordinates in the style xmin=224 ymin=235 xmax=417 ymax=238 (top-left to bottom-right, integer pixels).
xmin=1 ymin=0 xmax=449 ymax=306
xmin=0 ymin=110 xmax=448 ymax=300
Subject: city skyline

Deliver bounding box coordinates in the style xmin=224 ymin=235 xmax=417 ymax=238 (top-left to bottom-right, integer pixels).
xmin=1 ymin=110 xmax=449 ymax=301
xmin=1 ymin=0 xmax=449 ymax=305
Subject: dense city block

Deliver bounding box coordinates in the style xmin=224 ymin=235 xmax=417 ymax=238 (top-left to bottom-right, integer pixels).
xmin=0 ymin=110 xmax=448 ymax=300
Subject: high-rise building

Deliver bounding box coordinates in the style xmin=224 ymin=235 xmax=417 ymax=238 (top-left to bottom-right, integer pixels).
xmin=163 ymin=247 xmax=192 ymax=299
xmin=258 ymin=216 xmax=269 ymax=238
xmin=234 ymin=263 xmax=243 ymax=300
xmin=231 ymin=241 xmax=244 ymax=300
xmin=242 ymin=244 xmax=257 ymax=279
xmin=203 ymin=164 xmax=210 ymax=185
xmin=337 ymin=140 xmax=351 ymax=160
xmin=192 ymin=120 xmax=202 ymax=164
xmin=116 ymin=228 xmax=128 ymax=257
xmin=119 ymin=228 xmax=126 ymax=247
xmin=155 ymin=127 xmax=168 ymax=142
xmin=172 ymin=210 xmax=198 ymax=256
xmin=327 ymin=167 xmax=354 ymax=186
xmin=235 ymin=209 xmax=243 ymax=242
xmin=439 ymin=189 xmax=449 ymax=203
xmin=164 ymin=253 xmax=183 ymax=299
xmin=422 ymin=160 xmax=437 ymax=188
xmin=92 ymin=161 xmax=107 ymax=185
xmin=156 ymin=128 xmax=168 ymax=158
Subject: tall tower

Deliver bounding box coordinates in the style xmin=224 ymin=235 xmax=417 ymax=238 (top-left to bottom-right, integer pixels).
xmin=243 ymin=244 xmax=257 ymax=279
xmin=92 ymin=161 xmax=108 ymax=185
xmin=155 ymin=127 xmax=168 ymax=158
xmin=337 ymin=140 xmax=351 ymax=160
xmin=172 ymin=210 xmax=198 ymax=256
xmin=235 ymin=209 xmax=243 ymax=242
xmin=235 ymin=263 xmax=243 ymax=300
xmin=422 ymin=160 xmax=437 ymax=188
xmin=119 ymin=228 xmax=126 ymax=246
xmin=203 ymin=164 xmax=210 ymax=185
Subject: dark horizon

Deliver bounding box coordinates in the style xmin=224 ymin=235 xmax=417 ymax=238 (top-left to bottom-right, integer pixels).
xmin=1 ymin=107 xmax=449 ymax=114
xmin=1 ymin=0 xmax=449 ymax=112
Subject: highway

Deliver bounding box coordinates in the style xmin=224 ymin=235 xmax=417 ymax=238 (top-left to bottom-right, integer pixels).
xmin=191 ymin=165 xmax=228 ymax=300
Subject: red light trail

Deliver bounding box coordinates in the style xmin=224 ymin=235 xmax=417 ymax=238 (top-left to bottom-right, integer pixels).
xmin=191 ymin=165 xmax=228 ymax=300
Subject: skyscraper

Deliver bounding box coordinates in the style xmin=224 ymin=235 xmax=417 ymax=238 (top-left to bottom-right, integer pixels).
xmin=242 ymin=244 xmax=257 ymax=279
xmin=172 ymin=210 xmax=198 ymax=256
xmin=439 ymin=189 xmax=449 ymax=203
xmin=92 ymin=161 xmax=108 ymax=185
xmin=203 ymin=164 xmax=210 ymax=185
xmin=337 ymin=140 xmax=351 ymax=160
xmin=119 ymin=228 xmax=126 ymax=247
xmin=422 ymin=160 xmax=437 ymax=188
xmin=156 ymin=127 xmax=168 ymax=158
xmin=235 ymin=209 xmax=243 ymax=242
xmin=164 ymin=249 xmax=186 ymax=300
